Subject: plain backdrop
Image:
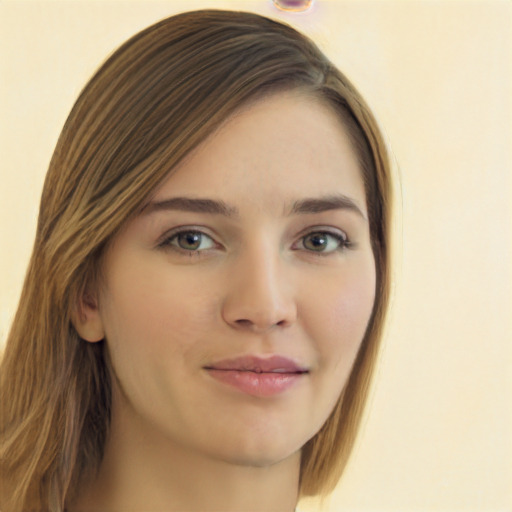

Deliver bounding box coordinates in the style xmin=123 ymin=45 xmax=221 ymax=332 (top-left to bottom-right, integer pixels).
xmin=1 ymin=1 xmax=511 ymax=510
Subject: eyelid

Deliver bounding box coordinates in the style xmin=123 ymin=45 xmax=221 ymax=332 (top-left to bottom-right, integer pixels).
xmin=157 ymin=226 xmax=221 ymax=253
xmin=156 ymin=224 xmax=353 ymax=255
xmin=292 ymin=226 xmax=352 ymax=253
xmin=296 ymin=225 xmax=349 ymax=240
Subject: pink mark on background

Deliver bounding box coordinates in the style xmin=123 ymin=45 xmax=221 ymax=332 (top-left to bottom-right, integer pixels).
xmin=272 ymin=0 xmax=315 ymax=13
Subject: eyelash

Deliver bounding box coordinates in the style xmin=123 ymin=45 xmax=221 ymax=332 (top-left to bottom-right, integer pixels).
xmin=294 ymin=230 xmax=352 ymax=254
xmin=158 ymin=227 xmax=352 ymax=257
xmin=158 ymin=228 xmax=218 ymax=255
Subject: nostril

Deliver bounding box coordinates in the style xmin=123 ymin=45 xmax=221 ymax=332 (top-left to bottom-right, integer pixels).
xmin=235 ymin=319 xmax=252 ymax=328
xmin=233 ymin=317 xmax=289 ymax=331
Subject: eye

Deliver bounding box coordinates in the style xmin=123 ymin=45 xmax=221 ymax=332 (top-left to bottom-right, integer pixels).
xmin=297 ymin=230 xmax=350 ymax=254
xmin=161 ymin=230 xmax=216 ymax=252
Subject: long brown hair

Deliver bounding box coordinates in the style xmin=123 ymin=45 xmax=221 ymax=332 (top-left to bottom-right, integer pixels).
xmin=0 ymin=9 xmax=392 ymax=511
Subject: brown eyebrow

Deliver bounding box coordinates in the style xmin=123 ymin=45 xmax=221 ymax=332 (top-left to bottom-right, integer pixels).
xmin=142 ymin=197 xmax=239 ymax=217
xmin=142 ymin=194 xmax=366 ymax=220
xmin=289 ymin=194 xmax=367 ymax=220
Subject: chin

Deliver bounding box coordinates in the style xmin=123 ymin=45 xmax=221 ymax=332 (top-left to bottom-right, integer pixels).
xmin=202 ymin=428 xmax=307 ymax=468
xmin=217 ymin=447 xmax=301 ymax=469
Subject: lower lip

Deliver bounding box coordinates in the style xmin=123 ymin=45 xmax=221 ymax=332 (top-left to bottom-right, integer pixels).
xmin=205 ymin=369 xmax=305 ymax=397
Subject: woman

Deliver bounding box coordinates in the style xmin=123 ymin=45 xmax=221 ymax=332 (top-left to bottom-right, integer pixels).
xmin=0 ymin=9 xmax=392 ymax=512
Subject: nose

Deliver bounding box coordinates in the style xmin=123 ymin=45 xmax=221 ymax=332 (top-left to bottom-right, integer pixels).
xmin=221 ymin=243 xmax=297 ymax=333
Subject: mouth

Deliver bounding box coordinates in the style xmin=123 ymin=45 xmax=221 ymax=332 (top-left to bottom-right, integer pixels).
xmin=203 ymin=355 xmax=309 ymax=397
xmin=204 ymin=354 xmax=309 ymax=373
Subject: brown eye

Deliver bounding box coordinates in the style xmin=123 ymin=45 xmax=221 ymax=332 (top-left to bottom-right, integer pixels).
xmin=301 ymin=231 xmax=347 ymax=253
xmin=164 ymin=230 xmax=215 ymax=252
xmin=177 ymin=232 xmax=202 ymax=250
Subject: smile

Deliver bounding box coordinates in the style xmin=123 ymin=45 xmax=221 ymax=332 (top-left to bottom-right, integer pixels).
xmin=203 ymin=355 xmax=309 ymax=397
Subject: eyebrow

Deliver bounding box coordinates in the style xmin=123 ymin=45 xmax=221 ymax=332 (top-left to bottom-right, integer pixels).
xmin=142 ymin=197 xmax=239 ymax=217
xmin=289 ymin=194 xmax=366 ymax=219
xmin=142 ymin=194 xmax=366 ymax=220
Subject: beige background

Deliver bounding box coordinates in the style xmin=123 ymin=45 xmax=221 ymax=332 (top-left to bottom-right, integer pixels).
xmin=1 ymin=0 xmax=511 ymax=510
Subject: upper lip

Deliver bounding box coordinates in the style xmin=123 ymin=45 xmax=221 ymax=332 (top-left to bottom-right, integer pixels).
xmin=204 ymin=355 xmax=309 ymax=374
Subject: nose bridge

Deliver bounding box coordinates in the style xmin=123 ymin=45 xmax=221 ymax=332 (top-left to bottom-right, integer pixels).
xmin=221 ymin=235 xmax=296 ymax=332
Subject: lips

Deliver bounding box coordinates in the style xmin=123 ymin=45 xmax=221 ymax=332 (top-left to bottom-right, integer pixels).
xmin=204 ymin=354 xmax=308 ymax=373
xmin=203 ymin=355 xmax=309 ymax=397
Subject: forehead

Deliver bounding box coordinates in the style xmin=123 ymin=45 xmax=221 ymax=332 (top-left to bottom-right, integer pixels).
xmin=154 ymin=90 xmax=367 ymax=213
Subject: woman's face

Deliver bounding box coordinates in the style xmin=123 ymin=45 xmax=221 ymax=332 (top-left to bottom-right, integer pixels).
xmin=94 ymin=91 xmax=376 ymax=466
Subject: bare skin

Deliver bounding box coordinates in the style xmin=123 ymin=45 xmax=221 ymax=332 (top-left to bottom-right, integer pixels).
xmin=71 ymin=90 xmax=375 ymax=511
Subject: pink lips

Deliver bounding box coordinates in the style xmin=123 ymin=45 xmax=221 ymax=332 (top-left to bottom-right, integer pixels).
xmin=204 ymin=355 xmax=308 ymax=397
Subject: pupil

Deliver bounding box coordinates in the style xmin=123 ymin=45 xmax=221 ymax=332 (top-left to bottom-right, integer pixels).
xmin=180 ymin=232 xmax=201 ymax=250
xmin=307 ymin=234 xmax=327 ymax=250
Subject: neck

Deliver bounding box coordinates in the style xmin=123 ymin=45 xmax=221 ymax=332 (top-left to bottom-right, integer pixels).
xmin=70 ymin=389 xmax=301 ymax=512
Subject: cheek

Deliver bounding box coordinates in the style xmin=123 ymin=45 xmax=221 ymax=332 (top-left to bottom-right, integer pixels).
xmin=306 ymin=261 xmax=376 ymax=368
xmin=100 ymin=263 xmax=217 ymax=362
xmin=98 ymin=263 xmax=220 ymax=414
